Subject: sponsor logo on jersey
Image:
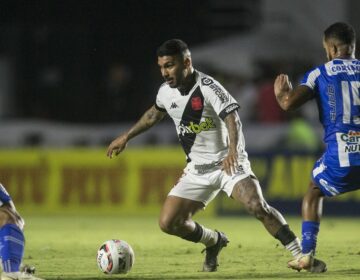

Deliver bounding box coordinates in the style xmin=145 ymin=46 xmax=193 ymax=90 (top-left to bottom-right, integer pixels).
xmin=178 ymin=117 xmax=216 ymax=136
xmin=191 ymin=97 xmax=203 ymax=111
xmin=219 ymin=103 xmax=240 ymax=119
xmin=340 ymin=131 xmax=360 ymax=152
xmin=170 ymin=102 xmax=178 ymax=109
xmin=211 ymin=83 xmax=229 ymax=103
xmin=194 ymin=161 xmax=221 ymax=174
xmin=340 ymin=131 xmax=360 ymax=142
xmin=224 ymin=103 xmax=239 ymax=114
xmin=201 ymin=77 xmax=213 ymax=85
xmin=327 ymin=85 xmax=336 ymax=122
xmin=201 ymin=77 xmax=229 ymax=103
xmin=330 ymin=64 xmax=360 ymax=74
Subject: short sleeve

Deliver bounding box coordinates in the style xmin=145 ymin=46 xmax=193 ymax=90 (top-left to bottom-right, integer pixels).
xmin=201 ymin=76 xmax=240 ymax=120
xmin=300 ymin=68 xmax=320 ymax=91
xmin=155 ymin=85 xmax=167 ymax=112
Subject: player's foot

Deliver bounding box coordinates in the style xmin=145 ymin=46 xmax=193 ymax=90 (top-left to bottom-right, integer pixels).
xmin=202 ymin=231 xmax=229 ymax=272
xmin=1 ymin=272 xmax=44 ymax=280
xmin=288 ymin=252 xmax=327 ymax=273
xmin=20 ymin=265 xmax=35 ymax=275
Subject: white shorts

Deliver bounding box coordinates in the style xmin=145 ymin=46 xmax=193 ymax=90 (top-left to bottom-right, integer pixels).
xmin=168 ymin=161 xmax=254 ymax=206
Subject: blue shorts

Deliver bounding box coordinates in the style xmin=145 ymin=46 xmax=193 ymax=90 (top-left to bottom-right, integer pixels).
xmin=312 ymin=156 xmax=360 ymax=197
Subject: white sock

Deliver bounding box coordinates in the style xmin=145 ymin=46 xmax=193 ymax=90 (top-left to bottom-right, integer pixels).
xmin=2 ymin=272 xmax=21 ymax=277
xmin=285 ymin=237 xmax=302 ymax=257
xmin=199 ymin=226 xmax=218 ymax=247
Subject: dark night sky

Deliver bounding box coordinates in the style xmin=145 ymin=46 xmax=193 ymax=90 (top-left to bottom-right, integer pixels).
xmin=0 ymin=0 xmax=259 ymax=122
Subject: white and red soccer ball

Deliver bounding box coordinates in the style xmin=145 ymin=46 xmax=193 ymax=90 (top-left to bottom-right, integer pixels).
xmin=96 ymin=239 xmax=135 ymax=274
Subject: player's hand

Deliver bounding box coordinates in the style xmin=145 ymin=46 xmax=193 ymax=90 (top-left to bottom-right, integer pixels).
xmin=107 ymin=134 xmax=128 ymax=159
xmin=222 ymin=149 xmax=238 ymax=176
xmin=274 ymin=74 xmax=293 ymax=97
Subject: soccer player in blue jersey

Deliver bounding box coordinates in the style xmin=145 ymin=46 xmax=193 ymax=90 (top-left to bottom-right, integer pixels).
xmin=0 ymin=183 xmax=43 ymax=280
xmin=274 ymin=22 xmax=360 ymax=273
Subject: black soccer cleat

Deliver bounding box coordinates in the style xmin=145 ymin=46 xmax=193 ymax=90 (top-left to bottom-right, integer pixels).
xmin=202 ymin=231 xmax=229 ymax=272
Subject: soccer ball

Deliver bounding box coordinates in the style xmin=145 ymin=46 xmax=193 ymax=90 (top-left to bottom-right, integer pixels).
xmin=96 ymin=239 xmax=135 ymax=274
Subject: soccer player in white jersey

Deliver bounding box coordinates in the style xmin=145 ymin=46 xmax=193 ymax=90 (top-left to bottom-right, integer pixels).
xmin=0 ymin=183 xmax=43 ymax=280
xmin=107 ymin=39 xmax=302 ymax=272
xmin=274 ymin=22 xmax=360 ymax=273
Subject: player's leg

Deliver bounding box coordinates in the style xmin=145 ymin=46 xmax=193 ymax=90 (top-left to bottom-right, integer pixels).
xmin=159 ymin=195 xmax=205 ymax=240
xmin=0 ymin=208 xmax=25 ymax=276
xmin=301 ymin=181 xmax=324 ymax=254
xmin=289 ymin=159 xmax=360 ymax=272
xmin=231 ymin=176 xmax=301 ymax=258
xmin=0 ymin=184 xmax=43 ymax=280
xmin=159 ymin=194 xmax=227 ymax=248
xmin=287 ymin=181 xmax=327 ymax=273
xmin=0 ymin=183 xmax=24 ymax=276
xmin=159 ymin=180 xmax=228 ymax=272
xmin=159 ymin=195 xmax=229 ymax=272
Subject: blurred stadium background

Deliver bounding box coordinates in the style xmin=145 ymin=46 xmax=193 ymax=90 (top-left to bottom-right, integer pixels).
xmin=0 ymin=0 xmax=360 ymax=218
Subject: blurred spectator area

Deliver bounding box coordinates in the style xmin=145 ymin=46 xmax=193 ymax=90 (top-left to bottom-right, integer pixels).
xmin=0 ymin=0 xmax=261 ymax=122
xmin=0 ymin=119 xmax=323 ymax=153
xmin=0 ymin=0 xmax=359 ymax=151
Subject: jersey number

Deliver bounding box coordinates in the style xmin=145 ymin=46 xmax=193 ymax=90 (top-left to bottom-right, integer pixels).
xmin=341 ymin=81 xmax=360 ymax=124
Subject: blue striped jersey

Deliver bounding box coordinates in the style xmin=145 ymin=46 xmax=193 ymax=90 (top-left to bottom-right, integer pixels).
xmin=301 ymin=58 xmax=360 ymax=167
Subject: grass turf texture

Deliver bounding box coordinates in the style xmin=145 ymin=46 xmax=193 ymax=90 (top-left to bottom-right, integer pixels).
xmin=21 ymin=215 xmax=360 ymax=280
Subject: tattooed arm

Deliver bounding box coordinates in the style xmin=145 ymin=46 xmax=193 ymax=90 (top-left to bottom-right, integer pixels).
xmin=107 ymin=105 xmax=167 ymax=158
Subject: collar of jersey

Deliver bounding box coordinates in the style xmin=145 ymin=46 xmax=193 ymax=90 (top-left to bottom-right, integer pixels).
xmin=332 ymin=58 xmax=357 ymax=64
xmin=177 ymin=71 xmax=200 ymax=96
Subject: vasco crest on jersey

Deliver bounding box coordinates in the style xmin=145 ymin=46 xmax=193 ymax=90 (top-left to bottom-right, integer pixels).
xmin=191 ymin=97 xmax=203 ymax=111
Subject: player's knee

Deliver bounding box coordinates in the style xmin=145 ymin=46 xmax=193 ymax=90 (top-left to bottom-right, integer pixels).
xmin=246 ymin=199 xmax=270 ymax=220
xmin=305 ymin=185 xmax=323 ymax=200
xmin=159 ymin=216 xmax=176 ymax=234
xmin=158 ymin=217 xmax=171 ymax=234
xmin=158 ymin=216 xmax=185 ymax=235
xmin=0 ymin=210 xmax=12 ymax=227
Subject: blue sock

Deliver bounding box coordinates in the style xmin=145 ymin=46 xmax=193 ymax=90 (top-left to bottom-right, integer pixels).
xmin=301 ymin=221 xmax=320 ymax=254
xmin=0 ymin=224 xmax=24 ymax=272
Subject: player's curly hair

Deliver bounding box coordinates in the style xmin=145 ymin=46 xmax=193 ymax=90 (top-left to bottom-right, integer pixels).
xmin=324 ymin=22 xmax=356 ymax=45
xmin=156 ymin=39 xmax=191 ymax=58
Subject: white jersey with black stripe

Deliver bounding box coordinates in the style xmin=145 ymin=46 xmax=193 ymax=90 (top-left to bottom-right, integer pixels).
xmin=155 ymin=70 xmax=248 ymax=164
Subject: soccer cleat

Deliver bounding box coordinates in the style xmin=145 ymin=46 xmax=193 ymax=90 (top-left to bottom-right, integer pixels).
xmin=19 ymin=265 xmax=35 ymax=275
xmin=288 ymin=252 xmax=327 ymax=273
xmin=202 ymin=231 xmax=229 ymax=272
xmin=1 ymin=272 xmax=45 ymax=280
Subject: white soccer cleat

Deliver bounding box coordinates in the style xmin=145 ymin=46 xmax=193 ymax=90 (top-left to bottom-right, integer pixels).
xmin=19 ymin=264 xmax=35 ymax=275
xmin=287 ymin=252 xmax=327 ymax=273
xmin=1 ymin=272 xmax=45 ymax=280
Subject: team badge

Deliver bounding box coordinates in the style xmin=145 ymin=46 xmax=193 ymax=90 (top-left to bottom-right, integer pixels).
xmin=191 ymin=97 xmax=203 ymax=111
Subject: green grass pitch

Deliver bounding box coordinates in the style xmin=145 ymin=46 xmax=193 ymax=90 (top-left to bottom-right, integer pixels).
xmin=21 ymin=214 xmax=360 ymax=280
